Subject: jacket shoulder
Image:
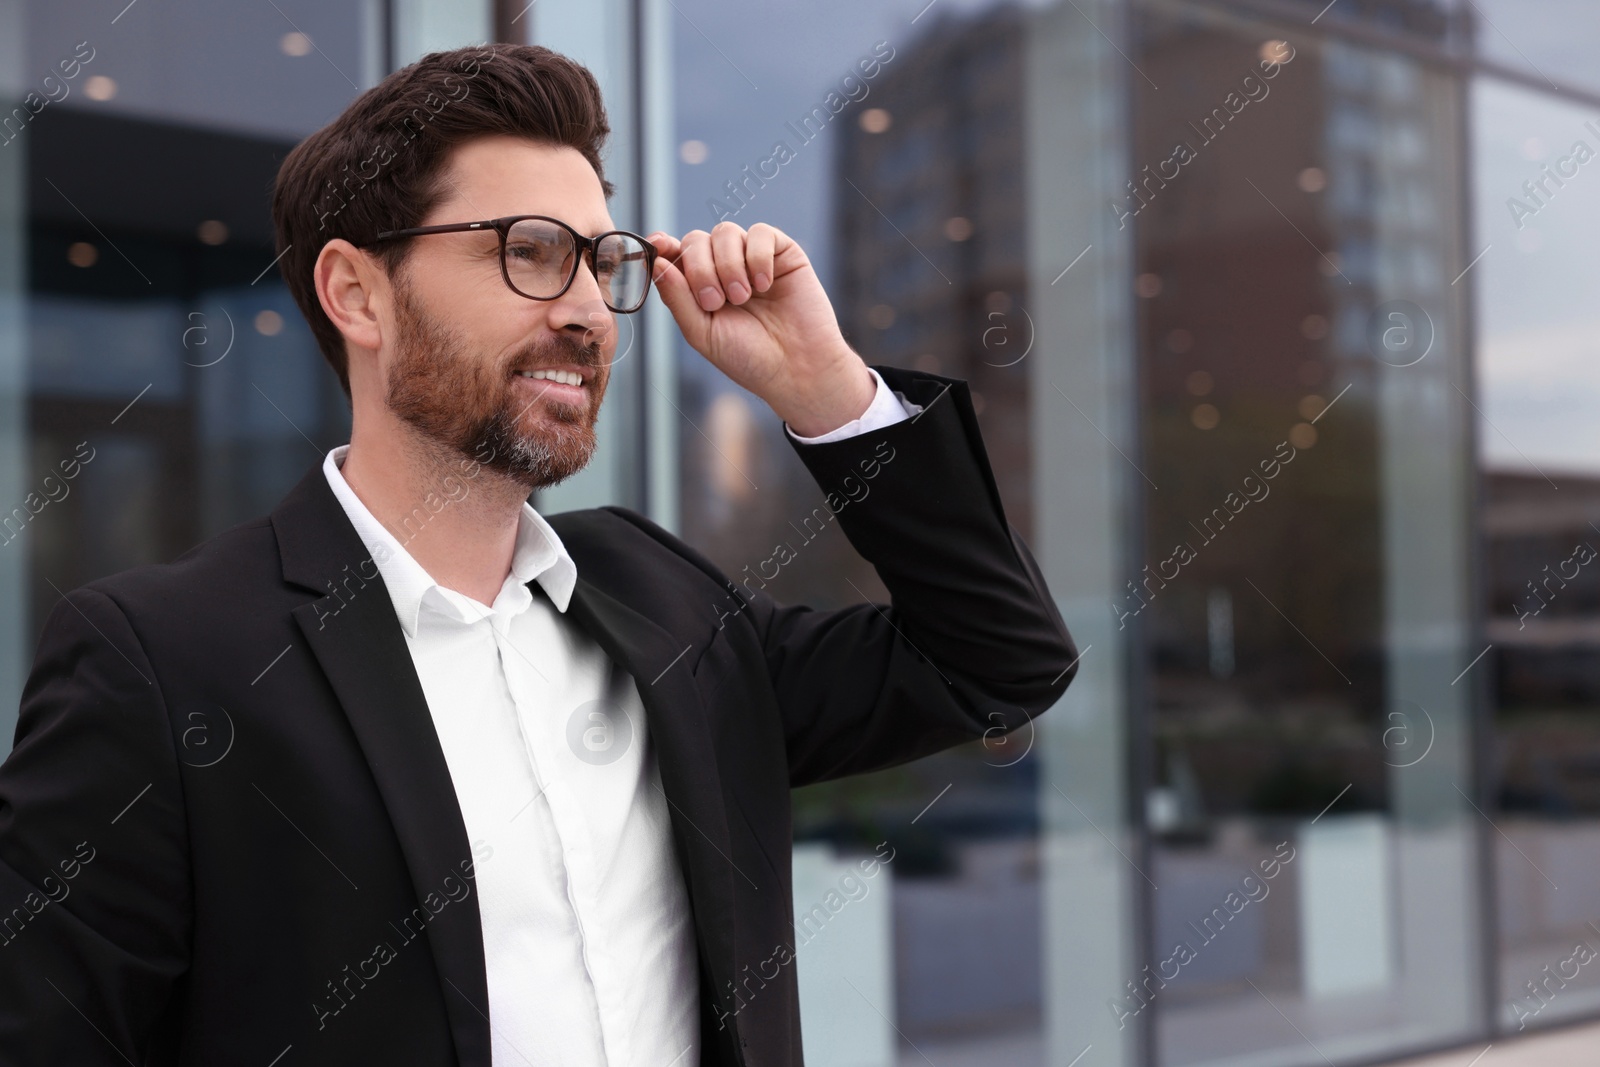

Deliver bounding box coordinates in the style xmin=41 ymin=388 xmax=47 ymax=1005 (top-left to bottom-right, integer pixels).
xmin=80 ymin=516 xmax=284 ymax=617
xmin=546 ymin=506 xmax=737 ymax=603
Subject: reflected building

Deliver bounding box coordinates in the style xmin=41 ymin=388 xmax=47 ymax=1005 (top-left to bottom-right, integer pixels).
xmin=829 ymin=0 xmax=1529 ymax=1063
xmin=834 ymin=4 xmax=1033 ymax=539
xmin=1131 ymin=2 xmax=1482 ymax=1063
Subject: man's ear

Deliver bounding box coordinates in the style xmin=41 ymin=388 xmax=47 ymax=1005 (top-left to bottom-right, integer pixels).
xmin=314 ymin=239 xmax=386 ymax=356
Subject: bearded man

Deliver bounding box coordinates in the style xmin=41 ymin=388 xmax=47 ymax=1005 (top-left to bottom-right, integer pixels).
xmin=0 ymin=43 xmax=1076 ymax=1067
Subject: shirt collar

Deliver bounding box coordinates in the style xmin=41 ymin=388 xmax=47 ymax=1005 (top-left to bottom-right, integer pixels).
xmin=321 ymin=445 xmax=578 ymax=637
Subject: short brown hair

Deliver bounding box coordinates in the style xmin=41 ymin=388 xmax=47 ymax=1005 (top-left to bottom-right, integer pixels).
xmin=271 ymin=43 xmax=614 ymax=396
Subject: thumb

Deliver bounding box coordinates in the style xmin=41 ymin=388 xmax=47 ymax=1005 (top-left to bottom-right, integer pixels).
xmin=650 ymin=245 xmax=709 ymax=352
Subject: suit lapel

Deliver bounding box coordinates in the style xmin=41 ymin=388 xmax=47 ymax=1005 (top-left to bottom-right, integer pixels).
xmin=563 ymin=577 xmax=740 ymax=999
xmin=273 ymin=465 xmax=492 ymax=1067
xmin=271 ymin=460 xmax=741 ymax=1055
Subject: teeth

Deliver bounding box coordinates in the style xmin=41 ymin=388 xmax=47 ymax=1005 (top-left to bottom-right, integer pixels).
xmin=518 ymin=369 xmax=584 ymax=386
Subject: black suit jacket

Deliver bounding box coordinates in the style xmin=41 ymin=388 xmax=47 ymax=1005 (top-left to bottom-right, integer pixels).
xmin=0 ymin=368 xmax=1075 ymax=1066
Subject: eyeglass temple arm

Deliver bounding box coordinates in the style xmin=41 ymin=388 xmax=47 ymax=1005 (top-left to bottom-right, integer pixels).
xmin=373 ymin=220 xmax=499 ymax=242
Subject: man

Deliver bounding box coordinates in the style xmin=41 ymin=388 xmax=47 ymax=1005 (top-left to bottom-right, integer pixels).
xmin=0 ymin=43 xmax=1075 ymax=1067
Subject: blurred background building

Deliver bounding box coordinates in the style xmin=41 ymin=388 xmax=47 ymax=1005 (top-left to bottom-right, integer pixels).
xmin=2 ymin=0 xmax=1600 ymax=1064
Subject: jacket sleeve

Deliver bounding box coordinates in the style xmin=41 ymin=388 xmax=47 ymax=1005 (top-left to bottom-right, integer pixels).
xmin=0 ymin=587 xmax=191 ymax=1062
xmin=752 ymin=366 xmax=1078 ymax=787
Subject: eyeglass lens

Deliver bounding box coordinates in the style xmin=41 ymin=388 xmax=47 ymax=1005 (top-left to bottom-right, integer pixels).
xmin=504 ymin=218 xmax=651 ymax=312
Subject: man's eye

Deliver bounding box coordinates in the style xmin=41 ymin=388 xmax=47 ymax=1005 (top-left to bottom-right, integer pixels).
xmin=507 ymin=241 xmax=563 ymax=265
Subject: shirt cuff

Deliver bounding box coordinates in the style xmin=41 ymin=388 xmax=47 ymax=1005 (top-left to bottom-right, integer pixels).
xmin=785 ymin=368 xmax=921 ymax=445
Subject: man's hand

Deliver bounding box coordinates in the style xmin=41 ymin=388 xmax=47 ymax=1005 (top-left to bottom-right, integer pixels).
xmin=647 ymin=222 xmax=877 ymax=438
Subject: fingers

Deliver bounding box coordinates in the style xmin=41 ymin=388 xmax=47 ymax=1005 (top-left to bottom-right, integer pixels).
xmin=745 ymin=223 xmax=777 ymax=294
xmin=711 ymin=222 xmax=753 ymax=305
xmin=646 ymin=223 xmax=788 ymax=332
xmin=673 ymin=228 xmax=723 ymax=312
xmin=648 ymin=231 xmax=683 ymax=265
xmin=661 ymin=223 xmax=776 ymax=313
xmin=647 ymin=233 xmax=708 ymax=350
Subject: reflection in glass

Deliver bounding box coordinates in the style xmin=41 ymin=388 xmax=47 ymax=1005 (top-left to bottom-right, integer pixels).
xmin=1475 ymin=78 xmax=1600 ymax=1033
xmin=1130 ymin=4 xmax=1483 ymax=1063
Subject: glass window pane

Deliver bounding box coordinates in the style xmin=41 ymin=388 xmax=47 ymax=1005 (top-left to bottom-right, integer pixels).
xmin=1469 ymin=0 xmax=1600 ymax=99
xmin=0 ymin=0 xmax=380 ymax=736
xmin=1128 ymin=5 xmax=1485 ymax=1064
xmin=673 ymin=1 xmax=1137 ymax=1064
xmin=1474 ymin=76 xmax=1600 ymax=1033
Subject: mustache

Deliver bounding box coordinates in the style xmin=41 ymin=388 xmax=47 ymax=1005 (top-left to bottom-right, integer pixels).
xmin=507 ymin=331 xmax=606 ymax=375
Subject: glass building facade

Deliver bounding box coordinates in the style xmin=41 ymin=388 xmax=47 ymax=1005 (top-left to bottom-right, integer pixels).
xmin=3 ymin=0 xmax=1599 ymax=1064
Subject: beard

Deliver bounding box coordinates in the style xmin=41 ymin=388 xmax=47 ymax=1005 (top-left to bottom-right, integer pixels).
xmin=383 ymin=275 xmax=608 ymax=489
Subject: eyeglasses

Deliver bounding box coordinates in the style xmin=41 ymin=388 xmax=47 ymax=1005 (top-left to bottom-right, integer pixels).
xmin=364 ymin=215 xmax=657 ymax=314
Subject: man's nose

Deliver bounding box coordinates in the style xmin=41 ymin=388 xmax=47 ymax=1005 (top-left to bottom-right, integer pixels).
xmin=556 ymin=260 xmax=615 ymax=343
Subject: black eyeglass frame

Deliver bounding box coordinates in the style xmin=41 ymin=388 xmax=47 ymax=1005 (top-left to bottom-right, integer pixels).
xmin=363 ymin=214 xmax=658 ymax=314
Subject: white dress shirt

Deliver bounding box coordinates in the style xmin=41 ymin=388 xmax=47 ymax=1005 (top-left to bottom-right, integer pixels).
xmin=321 ymin=370 xmax=909 ymax=1065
